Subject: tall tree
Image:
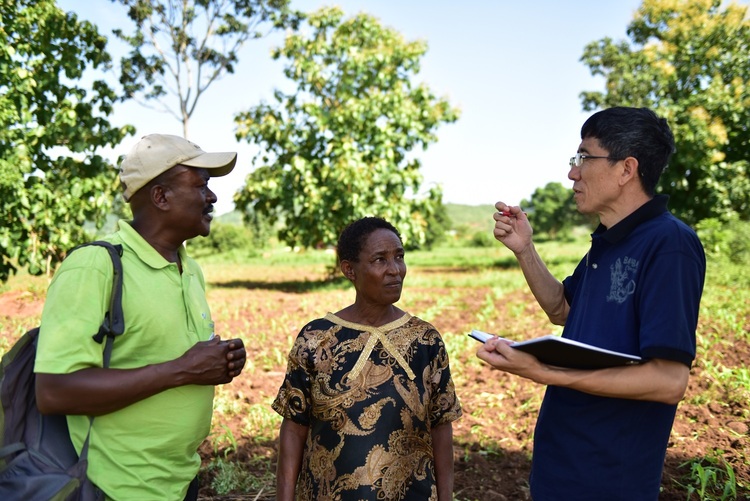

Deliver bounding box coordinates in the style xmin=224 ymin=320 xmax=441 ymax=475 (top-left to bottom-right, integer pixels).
xmin=580 ymin=0 xmax=750 ymax=225
xmin=233 ymin=7 xmax=459 ymax=250
xmin=112 ymin=0 xmax=303 ymax=138
xmin=0 ymin=0 xmax=132 ymax=282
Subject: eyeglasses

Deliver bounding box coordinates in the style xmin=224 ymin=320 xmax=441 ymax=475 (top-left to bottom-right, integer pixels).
xmin=569 ymin=152 xmax=619 ymax=167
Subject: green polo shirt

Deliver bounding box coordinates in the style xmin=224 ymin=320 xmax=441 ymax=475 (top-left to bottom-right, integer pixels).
xmin=36 ymin=220 xmax=215 ymax=500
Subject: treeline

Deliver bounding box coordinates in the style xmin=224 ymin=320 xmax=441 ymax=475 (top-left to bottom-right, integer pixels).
xmin=2 ymin=0 xmax=749 ymax=282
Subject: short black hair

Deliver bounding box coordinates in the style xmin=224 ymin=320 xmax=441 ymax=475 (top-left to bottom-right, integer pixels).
xmin=581 ymin=107 xmax=675 ymax=196
xmin=337 ymin=217 xmax=402 ymax=263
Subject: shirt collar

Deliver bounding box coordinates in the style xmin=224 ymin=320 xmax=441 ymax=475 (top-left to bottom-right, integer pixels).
xmin=325 ymin=312 xmax=416 ymax=381
xmin=116 ymin=219 xmax=187 ymax=270
xmin=593 ymin=195 xmax=670 ymax=244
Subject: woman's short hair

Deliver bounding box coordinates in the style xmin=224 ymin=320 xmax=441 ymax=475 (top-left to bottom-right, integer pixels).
xmin=337 ymin=217 xmax=402 ymax=263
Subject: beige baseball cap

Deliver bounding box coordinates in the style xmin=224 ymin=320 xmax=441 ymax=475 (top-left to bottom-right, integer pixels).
xmin=119 ymin=134 xmax=237 ymax=200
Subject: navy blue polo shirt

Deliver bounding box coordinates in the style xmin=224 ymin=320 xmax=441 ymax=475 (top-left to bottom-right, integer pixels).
xmin=529 ymin=195 xmax=706 ymax=501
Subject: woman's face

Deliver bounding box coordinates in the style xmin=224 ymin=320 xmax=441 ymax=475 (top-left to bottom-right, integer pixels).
xmin=349 ymin=228 xmax=407 ymax=306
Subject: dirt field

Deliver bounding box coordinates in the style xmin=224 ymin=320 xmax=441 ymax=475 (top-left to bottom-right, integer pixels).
xmin=199 ymin=280 xmax=749 ymax=501
xmin=1 ymin=277 xmax=748 ymax=500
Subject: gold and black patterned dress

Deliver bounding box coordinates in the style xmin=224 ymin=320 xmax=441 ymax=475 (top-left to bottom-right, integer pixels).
xmin=272 ymin=312 xmax=462 ymax=501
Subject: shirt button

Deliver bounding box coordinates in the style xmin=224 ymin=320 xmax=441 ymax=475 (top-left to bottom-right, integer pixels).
xmin=592 ymin=263 xmax=598 ymax=269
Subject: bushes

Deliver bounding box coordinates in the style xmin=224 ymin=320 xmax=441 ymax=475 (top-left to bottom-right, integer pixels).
xmin=188 ymin=223 xmax=257 ymax=258
xmin=470 ymin=230 xmax=496 ymax=248
xmin=189 ymin=215 xmax=750 ymax=265
xmin=696 ymin=218 xmax=750 ymax=264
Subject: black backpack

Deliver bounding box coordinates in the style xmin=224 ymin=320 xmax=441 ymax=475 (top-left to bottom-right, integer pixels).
xmin=0 ymin=241 xmax=125 ymax=501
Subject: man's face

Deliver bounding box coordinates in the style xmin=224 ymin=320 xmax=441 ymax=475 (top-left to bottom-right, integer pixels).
xmin=568 ymin=137 xmax=622 ymax=218
xmin=165 ymin=166 xmax=218 ymax=239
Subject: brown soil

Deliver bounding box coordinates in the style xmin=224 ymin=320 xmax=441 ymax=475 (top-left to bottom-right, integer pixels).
xmin=2 ymin=279 xmax=748 ymax=500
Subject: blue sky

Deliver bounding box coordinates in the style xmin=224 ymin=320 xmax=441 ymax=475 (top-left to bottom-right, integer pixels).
xmin=62 ymin=0 xmax=652 ymax=215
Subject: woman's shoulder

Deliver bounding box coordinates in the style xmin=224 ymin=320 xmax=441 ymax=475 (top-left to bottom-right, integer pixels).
xmin=405 ymin=315 xmax=438 ymax=331
xmin=300 ymin=316 xmax=337 ymax=331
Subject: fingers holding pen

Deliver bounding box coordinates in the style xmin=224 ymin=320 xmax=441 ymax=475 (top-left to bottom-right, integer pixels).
xmin=493 ymin=202 xmax=518 ymax=236
xmin=476 ymin=336 xmax=511 ymax=366
xmin=493 ymin=202 xmax=532 ymax=252
xmin=494 ymin=202 xmax=525 ymax=220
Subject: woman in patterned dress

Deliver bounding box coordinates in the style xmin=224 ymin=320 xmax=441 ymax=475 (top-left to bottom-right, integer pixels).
xmin=273 ymin=216 xmax=462 ymax=501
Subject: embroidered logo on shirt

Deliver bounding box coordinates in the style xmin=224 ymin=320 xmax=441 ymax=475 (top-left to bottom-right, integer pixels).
xmin=607 ymin=256 xmax=638 ymax=304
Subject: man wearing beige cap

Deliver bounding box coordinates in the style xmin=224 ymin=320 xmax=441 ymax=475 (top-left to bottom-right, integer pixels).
xmin=35 ymin=134 xmax=247 ymax=501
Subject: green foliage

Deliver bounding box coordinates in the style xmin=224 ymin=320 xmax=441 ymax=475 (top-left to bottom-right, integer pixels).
xmin=470 ymin=230 xmax=496 ymax=248
xmin=676 ymin=450 xmax=737 ymax=501
xmin=445 ymin=203 xmax=495 ymax=227
xmin=211 ymin=424 xmax=239 ymax=458
xmin=233 ymin=6 xmax=460 ymax=250
xmin=111 ymin=0 xmax=303 ymax=136
xmin=203 ymin=425 xmax=274 ymax=496
xmin=0 ymin=0 xmax=132 ymax=282
xmin=205 ymin=457 xmax=269 ymax=496
xmin=521 ymin=182 xmax=596 ymax=240
xmin=580 ymin=0 xmax=750 ymax=226
xmin=188 ymin=222 xmax=255 ymax=257
xmin=419 ymin=198 xmax=451 ymax=250
xmin=696 ymin=218 xmax=750 ymax=264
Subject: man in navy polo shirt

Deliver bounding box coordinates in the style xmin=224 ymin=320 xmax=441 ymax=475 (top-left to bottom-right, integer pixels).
xmin=478 ymin=107 xmax=706 ymax=500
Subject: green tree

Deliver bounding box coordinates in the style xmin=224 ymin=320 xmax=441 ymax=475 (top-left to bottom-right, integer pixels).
xmin=233 ymin=7 xmax=459 ymax=250
xmin=0 ymin=0 xmax=132 ymax=282
xmin=188 ymin=222 xmax=253 ymax=257
xmin=580 ymin=0 xmax=750 ymax=225
xmin=421 ymin=199 xmax=451 ymax=250
xmin=522 ymin=182 xmax=594 ymax=240
xmin=111 ymin=0 xmax=303 ymax=138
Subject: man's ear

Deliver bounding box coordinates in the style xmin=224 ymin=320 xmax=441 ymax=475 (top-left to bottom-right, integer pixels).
xmin=340 ymin=260 xmax=355 ymax=281
xmin=150 ymin=184 xmax=170 ymax=210
xmin=620 ymin=156 xmax=640 ymax=186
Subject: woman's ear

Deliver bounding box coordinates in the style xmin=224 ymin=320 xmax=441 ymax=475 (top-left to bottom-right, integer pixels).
xmin=340 ymin=260 xmax=355 ymax=281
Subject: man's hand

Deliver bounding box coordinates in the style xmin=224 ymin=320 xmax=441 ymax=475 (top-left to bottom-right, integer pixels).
xmin=178 ymin=337 xmax=246 ymax=385
xmin=36 ymin=336 xmax=249 ymax=415
xmin=477 ymin=338 xmax=690 ymax=404
xmin=224 ymin=338 xmax=246 ymax=378
xmin=493 ymin=202 xmax=533 ymax=254
xmin=476 ymin=336 xmax=545 ymax=382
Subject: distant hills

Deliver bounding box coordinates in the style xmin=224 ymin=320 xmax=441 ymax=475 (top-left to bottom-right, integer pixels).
xmin=216 ymin=203 xmax=495 ymax=231
xmin=216 ymin=210 xmax=243 ymax=225
xmin=90 ymin=203 xmax=495 ymax=237
xmin=443 ymin=203 xmax=495 ymax=230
